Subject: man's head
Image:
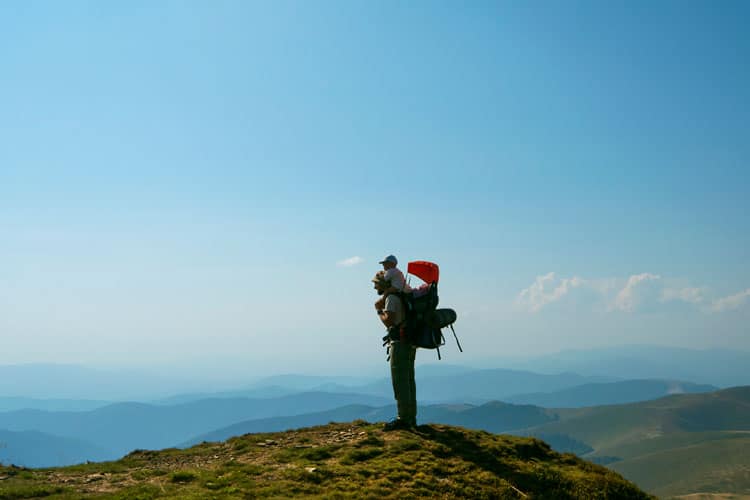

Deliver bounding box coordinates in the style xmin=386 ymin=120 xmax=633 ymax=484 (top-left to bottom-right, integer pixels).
xmin=372 ymin=271 xmax=390 ymax=295
xmin=379 ymin=254 xmax=398 ymax=271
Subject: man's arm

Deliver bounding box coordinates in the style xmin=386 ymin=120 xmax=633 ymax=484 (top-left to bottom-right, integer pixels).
xmin=378 ymin=310 xmax=396 ymax=327
xmin=374 ymin=296 xmax=386 ymax=311
xmin=378 ymin=295 xmax=400 ymax=328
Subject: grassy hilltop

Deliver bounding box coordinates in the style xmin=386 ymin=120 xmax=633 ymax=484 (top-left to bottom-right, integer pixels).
xmin=0 ymin=421 xmax=651 ymax=499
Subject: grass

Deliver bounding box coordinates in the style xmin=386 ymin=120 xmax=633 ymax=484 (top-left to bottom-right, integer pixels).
xmin=0 ymin=421 xmax=651 ymax=499
xmin=0 ymin=484 xmax=69 ymax=500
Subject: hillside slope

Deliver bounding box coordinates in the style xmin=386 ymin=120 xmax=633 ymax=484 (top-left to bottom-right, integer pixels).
xmin=0 ymin=421 xmax=651 ymax=499
xmin=524 ymin=386 xmax=750 ymax=497
xmin=609 ymin=433 xmax=750 ymax=498
xmin=530 ymin=386 xmax=750 ymax=451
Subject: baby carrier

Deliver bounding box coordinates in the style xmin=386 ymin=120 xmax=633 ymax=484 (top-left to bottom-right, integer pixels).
xmin=396 ymin=261 xmax=463 ymax=360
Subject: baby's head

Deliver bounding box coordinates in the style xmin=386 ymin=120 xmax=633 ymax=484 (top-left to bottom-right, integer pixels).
xmin=379 ymin=254 xmax=398 ymax=271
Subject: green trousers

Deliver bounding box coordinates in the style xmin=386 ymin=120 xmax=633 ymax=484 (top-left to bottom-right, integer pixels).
xmin=389 ymin=340 xmax=417 ymax=424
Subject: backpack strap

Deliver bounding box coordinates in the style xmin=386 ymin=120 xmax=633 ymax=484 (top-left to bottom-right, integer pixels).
xmin=393 ymin=292 xmax=415 ymax=343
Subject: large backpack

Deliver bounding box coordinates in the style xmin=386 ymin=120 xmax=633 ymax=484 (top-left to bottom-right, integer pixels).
xmin=399 ymin=262 xmax=462 ymax=360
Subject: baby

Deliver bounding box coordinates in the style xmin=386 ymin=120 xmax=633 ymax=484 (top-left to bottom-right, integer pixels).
xmin=380 ymin=254 xmax=411 ymax=293
xmin=374 ymin=255 xmax=411 ymax=311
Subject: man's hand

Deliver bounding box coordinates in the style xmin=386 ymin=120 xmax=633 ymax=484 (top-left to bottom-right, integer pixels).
xmin=374 ymin=296 xmax=386 ymax=311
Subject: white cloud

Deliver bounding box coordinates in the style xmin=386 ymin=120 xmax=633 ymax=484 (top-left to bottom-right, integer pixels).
xmin=710 ymin=288 xmax=750 ymax=313
xmin=661 ymin=287 xmax=705 ymax=304
xmin=516 ymin=272 xmax=585 ymax=313
xmin=517 ymin=271 xmax=748 ymax=316
xmin=336 ymin=256 xmax=364 ymax=267
xmin=611 ymin=273 xmax=661 ymax=312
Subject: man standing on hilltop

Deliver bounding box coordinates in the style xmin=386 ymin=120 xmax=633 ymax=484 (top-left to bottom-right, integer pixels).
xmin=373 ymin=271 xmax=417 ymax=430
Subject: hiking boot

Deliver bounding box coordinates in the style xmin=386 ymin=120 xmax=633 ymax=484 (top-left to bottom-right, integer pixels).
xmin=383 ymin=418 xmax=413 ymax=431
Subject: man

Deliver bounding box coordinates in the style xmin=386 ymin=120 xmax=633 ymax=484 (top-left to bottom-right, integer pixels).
xmin=373 ymin=271 xmax=417 ymax=430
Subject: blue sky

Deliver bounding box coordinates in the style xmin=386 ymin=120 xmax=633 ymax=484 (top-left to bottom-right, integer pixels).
xmin=1 ymin=1 xmax=748 ymax=375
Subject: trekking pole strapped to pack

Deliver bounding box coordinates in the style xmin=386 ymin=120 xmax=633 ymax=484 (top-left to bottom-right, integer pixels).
xmin=449 ymin=324 xmax=463 ymax=352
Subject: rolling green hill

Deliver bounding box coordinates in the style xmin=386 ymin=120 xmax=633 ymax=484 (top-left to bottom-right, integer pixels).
xmin=0 ymin=421 xmax=651 ymax=499
xmin=524 ymin=386 xmax=750 ymax=498
xmin=609 ymin=433 xmax=750 ymax=498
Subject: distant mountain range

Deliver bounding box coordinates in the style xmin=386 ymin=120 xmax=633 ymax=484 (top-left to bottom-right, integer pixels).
xmin=0 ymin=375 xmax=722 ymax=466
xmin=183 ymin=401 xmax=556 ymax=447
xmin=345 ymin=368 xmax=616 ymax=403
xmin=0 ymin=364 xmax=217 ymax=400
xmin=3 ymin=345 xmax=748 ymax=402
xmin=0 ymin=392 xmax=391 ymax=459
xmin=505 ymin=345 xmax=750 ymax=388
xmin=134 ymin=368 xmax=617 ymax=406
xmin=505 ymin=379 xmax=716 ymax=408
xmin=0 ymin=396 xmax=111 ymax=413
xmin=0 ymin=429 xmax=111 ymax=468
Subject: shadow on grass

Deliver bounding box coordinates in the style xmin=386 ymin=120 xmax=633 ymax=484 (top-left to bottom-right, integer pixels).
xmin=413 ymin=424 xmax=552 ymax=495
xmin=412 ymin=424 xmax=654 ymax=500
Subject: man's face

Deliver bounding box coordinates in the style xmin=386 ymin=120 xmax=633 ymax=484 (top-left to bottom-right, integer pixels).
xmin=382 ymin=261 xmax=396 ymax=271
